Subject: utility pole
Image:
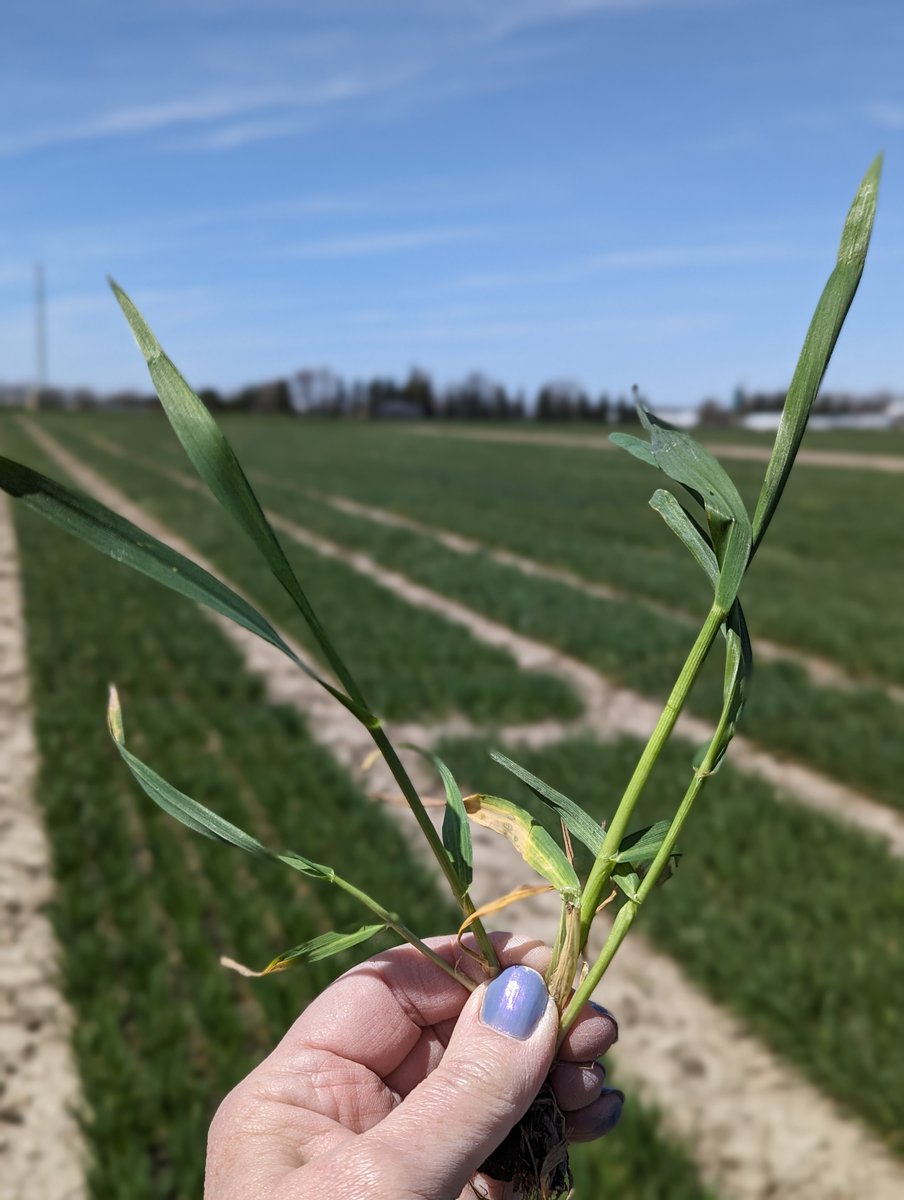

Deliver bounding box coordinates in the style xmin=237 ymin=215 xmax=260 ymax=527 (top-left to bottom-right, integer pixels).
xmin=26 ymin=262 xmax=47 ymax=411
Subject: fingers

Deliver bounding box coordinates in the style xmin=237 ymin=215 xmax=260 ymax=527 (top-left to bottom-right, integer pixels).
xmin=547 ymin=1060 xmax=625 ymax=1139
xmin=557 ymin=1000 xmax=618 ymax=1063
xmin=549 ymin=1060 xmax=606 ymax=1111
xmin=253 ymin=932 xmax=553 ymax=1086
xmin=205 ymin=934 xmax=624 ymax=1199
xmin=355 ymin=964 xmax=560 ymax=1198
xmin=564 ymin=1087 xmax=625 ymax=1143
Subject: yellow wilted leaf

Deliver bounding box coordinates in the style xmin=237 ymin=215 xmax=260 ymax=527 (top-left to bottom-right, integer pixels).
xmin=457 ymin=883 xmax=554 ymax=939
xmin=463 ymin=794 xmax=580 ymax=897
xmin=220 ymin=955 xmax=272 ymax=978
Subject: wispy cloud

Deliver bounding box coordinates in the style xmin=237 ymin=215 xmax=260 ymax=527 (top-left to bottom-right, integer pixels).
xmin=286 ymin=225 xmax=489 ymax=259
xmin=588 ymin=242 xmax=797 ymax=269
xmin=0 ymin=75 xmax=393 ymax=158
xmin=866 ymin=100 xmax=904 ymax=129
xmin=0 ymin=5 xmax=706 ymax=161
xmin=453 ymin=240 xmax=800 ymax=292
xmin=335 ymin=304 xmax=724 ymax=345
xmin=185 ymin=114 xmax=316 ymax=151
xmin=475 ymin=0 xmax=703 ymax=40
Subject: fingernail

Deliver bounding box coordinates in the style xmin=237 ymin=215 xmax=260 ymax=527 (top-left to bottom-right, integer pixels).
xmin=481 ymin=965 xmax=548 ymax=1040
xmin=596 ymin=1087 xmax=625 ymax=1133
xmin=589 ymin=1001 xmax=619 ymax=1043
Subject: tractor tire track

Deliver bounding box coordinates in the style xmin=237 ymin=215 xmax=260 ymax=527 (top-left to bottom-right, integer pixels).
xmin=26 ymin=422 xmax=904 ymax=1200
xmin=0 ymin=493 xmax=86 ymax=1200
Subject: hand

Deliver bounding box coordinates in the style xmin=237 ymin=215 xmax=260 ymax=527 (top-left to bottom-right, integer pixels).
xmin=206 ymin=932 xmax=623 ymax=1200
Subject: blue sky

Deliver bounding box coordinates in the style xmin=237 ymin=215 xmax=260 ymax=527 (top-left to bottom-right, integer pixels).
xmin=1 ymin=0 xmax=902 ymax=406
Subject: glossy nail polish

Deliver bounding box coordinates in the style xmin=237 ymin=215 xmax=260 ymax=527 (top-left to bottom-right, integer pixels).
xmin=480 ymin=965 xmax=548 ymax=1040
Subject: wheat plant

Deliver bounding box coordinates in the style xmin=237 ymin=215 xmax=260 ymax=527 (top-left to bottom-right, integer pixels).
xmin=0 ymin=155 xmax=881 ymax=1198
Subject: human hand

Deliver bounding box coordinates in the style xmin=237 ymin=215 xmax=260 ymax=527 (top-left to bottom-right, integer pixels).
xmin=205 ymin=932 xmax=622 ymax=1200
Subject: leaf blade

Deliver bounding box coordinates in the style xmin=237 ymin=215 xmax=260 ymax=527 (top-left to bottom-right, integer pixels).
xmin=613 ymin=406 xmax=752 ymax=609
xmin=107 ymin=686 xmax=271 ymax=856
xmin=489 ymin=750 xmax=604 ymax=856
xmin=0 ymin=454 xmax=363 ymax=714
xmin=402 ymin=744 xmax=472 ymax=891
xmin=608 ymin=432 xmax=658 ymax=467
xmin=636 ymin=406 xmax=752 ymax=609
xmin=463 ymin=793 xmax=581 ymax=896
xmin=648 ymin=489 xmax=719 ymax=588
xmin=751 ymin=155 xmax=882 ymax=554
xmin=264 ymin=925 xmax=388 ymax=973
xmin=109 ymin=279 xmax=368 ymax=711
xmin=613 ymin=820 xmax=672 ymax=867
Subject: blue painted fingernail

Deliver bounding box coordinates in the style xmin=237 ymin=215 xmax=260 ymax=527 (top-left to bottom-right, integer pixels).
xmin=596 ymin=1087 xmax=625 ymax=1133
xmin=589 ymin=1001 xmax=619 ymax=1043
xmin=481 ymin=966 xmax=548 ymax=1040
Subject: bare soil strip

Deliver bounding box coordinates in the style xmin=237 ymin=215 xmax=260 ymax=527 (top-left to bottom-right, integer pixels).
xmin=0 ymin=494 xmax=86 ymax=1200
xmin=311 ymin=489 xmax=904 ymax=703
xmin=28 ymin=422 xmax=904 ymax=1199
xmin=409 ymin=424 xmax=904 ymax=474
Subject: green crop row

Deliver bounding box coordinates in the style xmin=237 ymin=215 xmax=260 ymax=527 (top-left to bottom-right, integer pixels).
xmin=96 ymin=438 xmax=904 ymax=817
xmin=217 ymin=416 xmax=904 ymax=686
xmin=437 ymin=733 xmax=904 ymax=1152
xmin=1 ymin=415 xmax=715 ymax=1200
xmin=64 ymin=413 xmax=904 ymax=687
xmin=13 ymin=419 xmax=580 ymax=726
xmin=55 ymin=414 xmax=904 ymax=815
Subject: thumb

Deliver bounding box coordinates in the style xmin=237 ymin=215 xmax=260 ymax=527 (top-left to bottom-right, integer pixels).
xmin=365 ymin=964 xmax=557 ymax=1197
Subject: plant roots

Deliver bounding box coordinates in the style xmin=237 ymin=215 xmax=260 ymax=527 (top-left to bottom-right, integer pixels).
xmin=476 ymin=1082 xmax=573 ymax=1199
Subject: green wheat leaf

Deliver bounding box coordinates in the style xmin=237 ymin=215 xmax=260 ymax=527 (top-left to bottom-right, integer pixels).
xmin=752 ymin=155 xmax=882 ymax=555
xmin=110 ymin=279 xmax=369 ymax=714
xmin=649 ymin=489 xmax=718 ymax=588
xmin=613 ymin=403 xmax=751 ymax=610
xmin=489 ymin=750 xmax=604 ymax=856
xmin=637 ymin=406 xmax=751 ymax=609
xmin=107 ymin=686 xmax=270 ymax=855
xmin=264 ymin=925 xmax=388 ymax=972
xmin=0 ymin=455 xmax=362 ymax=715
xmin=613 ymin=820 xmax=671 ymax=868
xmin=402 ymin=744 xmax=472 ymax=891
